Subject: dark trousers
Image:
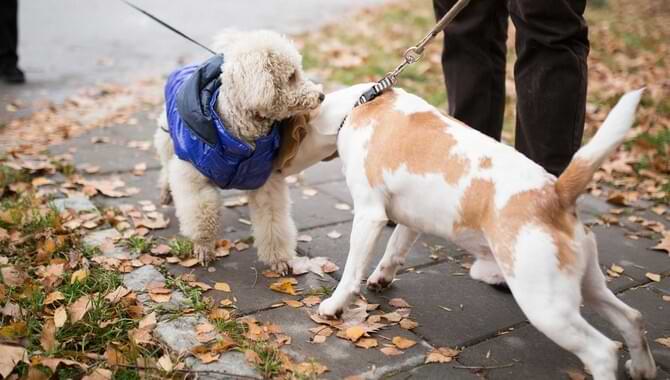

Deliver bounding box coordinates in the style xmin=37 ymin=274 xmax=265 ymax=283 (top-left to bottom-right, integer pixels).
xmin=433 ymin=0 xmax=589 ymax=176
xmin=0 ymin=0 xmax=19 ymax=69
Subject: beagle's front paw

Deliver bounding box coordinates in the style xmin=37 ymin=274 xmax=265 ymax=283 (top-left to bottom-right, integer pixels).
xmin=318 ymin=296 xmax=346 ymax=319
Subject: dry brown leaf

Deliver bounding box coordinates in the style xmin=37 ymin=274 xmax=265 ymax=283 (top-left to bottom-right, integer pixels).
xmin=244 ymin=350 xmax=261 ymax=365
xmin=302 ymin=295 xmax=321 ymax=306
xmin=290 ymin=256 xmax=339 ymax=277
xmin=54 ymin=306 xmax=67 ymax=328
xmin=129 ymin=327 xmax=153 ymax=345
xmin=425 ymin=347 xmax=459 ymax=364
xmin=355 ymin=338 xmax=378 ymax=349
xmin=380 ymin=346 xmax=404 ymax=356
xmin=209 ymin=308 xmax=231 ymax=321
xmin=284 ymin=299 xmax=304 ymax=308
xmin=651 ymin=233 xmax=670 ymax=254
xmin=82 ymin=368 xmax=113 ymax=380
xmin=0 ymin=344 xmax=27 ymax=377
xmin=399 ymin=318 xmax=419 ymax=330
xmin=40 ymin=319 xmax=57 ymax=352
xmin=179 ymin=258 xmax=200 ymax=268
xmin=151 ymin=244 xmax=171 ymax=255
xmin=214 ymin=282 xmax=231 ymax=292
xmin=389 ymin=298 xmax=411 ymax=308
xmin=139 ymin=312 xmax=157 ymax=330
xmin=195 ymin=351 xmax=220 ymax=364
xmin=294 ymin=361 xmax=328 ymax=376
xmin=1 ymin=266 xmax=26 ymax=287
xmin=392 ymin=336 xmax=417 ymax=349
xmin=104 ymin=286 xmax=130 ymax=304
xmin=68 ymin=295 xmax=92 ymax=322
xmin=655 ymin=337 xmax=670 ymax=348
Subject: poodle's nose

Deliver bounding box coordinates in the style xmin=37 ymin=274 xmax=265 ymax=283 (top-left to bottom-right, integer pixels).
xmin=318 ymin=93 xmax=325 ymax=103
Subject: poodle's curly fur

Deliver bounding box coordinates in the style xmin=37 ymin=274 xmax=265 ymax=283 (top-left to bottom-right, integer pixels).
xmin=153 ymin=30 xmax=324 ymax=273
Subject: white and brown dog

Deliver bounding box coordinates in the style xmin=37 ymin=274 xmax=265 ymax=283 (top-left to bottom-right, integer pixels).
xmin=282 ymin=84 xmax=656 ymax=379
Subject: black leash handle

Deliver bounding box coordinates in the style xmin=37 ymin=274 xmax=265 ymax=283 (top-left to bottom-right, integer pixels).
xmin=120 ymin=0 xmax=218 ymax=56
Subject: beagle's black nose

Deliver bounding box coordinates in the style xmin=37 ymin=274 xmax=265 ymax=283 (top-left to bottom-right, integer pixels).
xmin=318 ymin=93 xmax=325 ymax=102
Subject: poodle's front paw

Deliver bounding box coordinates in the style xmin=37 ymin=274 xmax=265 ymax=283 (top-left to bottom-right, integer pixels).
xmin=194 ymin=243 xmax=214 ymax=266
xmin=366 ymin=269 xmax=394 ymax=292
xmin=159 ymin=187 xmax=172 ymax=205
xmin=271 ymin=260 xmax=291 ymax=276
xmin=318 ymin=296 xmax=346 ymax=319
xmin=626 ymin=359 xmax=657 ymax=380
xmin=470 ymin=258 xmax=506 ymax=285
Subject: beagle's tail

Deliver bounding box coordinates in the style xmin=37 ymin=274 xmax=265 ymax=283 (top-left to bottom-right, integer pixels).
xmin=555 ymin=88 xmax=644 ymax=208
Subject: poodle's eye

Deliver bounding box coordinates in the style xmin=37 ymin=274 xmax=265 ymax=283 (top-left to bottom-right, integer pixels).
xmin=288 ymin=72 xmax=297 ymax=83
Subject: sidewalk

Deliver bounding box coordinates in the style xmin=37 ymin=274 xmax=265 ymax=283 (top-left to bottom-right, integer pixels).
xmin=46 ymin=107 xmax=670 ymax=379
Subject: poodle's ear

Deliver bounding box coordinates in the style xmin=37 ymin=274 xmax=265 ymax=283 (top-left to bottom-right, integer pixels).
xmin=275 ymin=114 xmax=308 ymax=170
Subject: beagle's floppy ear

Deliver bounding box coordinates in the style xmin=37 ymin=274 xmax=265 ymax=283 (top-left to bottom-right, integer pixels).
xmin=275 ymin=113 xmax=309 ymax=170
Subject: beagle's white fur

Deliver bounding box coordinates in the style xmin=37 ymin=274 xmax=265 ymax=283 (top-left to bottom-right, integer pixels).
xmin=285 ymin=84 xmax=656 ymax=380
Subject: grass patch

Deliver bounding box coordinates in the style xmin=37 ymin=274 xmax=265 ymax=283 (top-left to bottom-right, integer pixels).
xmin=168 ymin=238 xmax=193 ymax=258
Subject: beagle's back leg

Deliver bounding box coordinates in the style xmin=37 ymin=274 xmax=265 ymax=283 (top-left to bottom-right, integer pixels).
xmin=504 ymin=225 xmax=618 ymax=380
xmin=581 ymin=230 xmax=656 ymax=379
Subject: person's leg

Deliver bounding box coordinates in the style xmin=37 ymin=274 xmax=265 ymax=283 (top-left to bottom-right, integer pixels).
xmin=433 ymin=0 xmax=508 ymax=140
xmin=0 ymin=0 xmax=24 ymax=83
xmin=510 ymin=0 xmax=589 ymax=176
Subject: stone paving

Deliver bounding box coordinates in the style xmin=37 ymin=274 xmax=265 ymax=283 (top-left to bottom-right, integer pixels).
xmin=49 ymin=111 xmax=670 ymax=379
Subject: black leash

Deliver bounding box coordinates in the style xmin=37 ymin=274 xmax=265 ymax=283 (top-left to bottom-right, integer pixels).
xmin=120 ymin=0 xmax=218 ymax=56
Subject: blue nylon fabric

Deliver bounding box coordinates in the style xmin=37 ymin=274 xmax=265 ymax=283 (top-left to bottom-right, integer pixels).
xmin=165 ymin=58 xmax=281 ymax=190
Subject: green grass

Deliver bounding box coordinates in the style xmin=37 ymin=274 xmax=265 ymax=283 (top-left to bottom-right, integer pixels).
xmin=123 ymin=236 xmax=154 ymax=255
xmin=304 ymin=285 xmax=334 ymax=298
xmin=168 ymin=238 xmax=193 ymax=258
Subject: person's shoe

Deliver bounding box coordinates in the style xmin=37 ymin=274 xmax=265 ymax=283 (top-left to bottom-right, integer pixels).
xmin=1 ymin=65 xmax=26 ymax=84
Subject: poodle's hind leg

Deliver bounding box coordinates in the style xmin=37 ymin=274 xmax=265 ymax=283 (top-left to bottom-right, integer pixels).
xmin=168 ymin=157 xmax=221 ymax=264
xmin=247 ymin=173 xmax=297 ymax=275
xmin=153 ymin=110 xmax=174 ymax=205
xmin=581 ymin=230 xmax=656 ymax=379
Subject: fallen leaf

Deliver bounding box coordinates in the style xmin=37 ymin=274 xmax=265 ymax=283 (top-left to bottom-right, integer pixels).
xmin=82 ymin=368 xmax=113 ymax=380
xmin=151 ymin=244 xmax=172 ymax=255
xmin=157 ymin=354 xmax=173 ymax=373
xmin=302 ymin=295 xmax=321 ymax=306
xmin=284 ymin=299 xmax=304 ymax=308
xmin=302 ymin=188 xmax=318 ymax=196
xmin=290 ymin=256 xmax=339 ymax=277
xmin=0 ymin=344 xmax=27 ymax=377
xmin=344 ymin=325 xmax=366 ymax=342
xmin=179 ymin=258 xmax=200 ymax=268
xmin=214 ymin=282 xmax=231 ymax=292
xmin=327 ymin=230 xmax=342 ymax=239
xmin=195 ymin=351 xmax=220 ymax=364
xmin=651 ymin=233 xmax=670 ymax=254
xmin=389 ymin=298 xmax=411 ymax=308
xmin=129 ymin=327 xmax=153 ymax=345
xmin=244 ymin=350 xmax=261 ymax=364
xmin=392 ymin=336 xmax=417 ymax=349
xmin=40 ymin=319 xmax=57 ymax=351
xmin=646 ymin=272 xmax=661 ymax=282
xmin=610 ymin=264 xmax=624 ymax=274
xmin=297 ymin=234 xmax=313 ymax=242
xmin=1 ymin=266 xmax=26 ymax=287
xmin=294 ymin=361 xmax=328 ymax=376
xmin=139 ymin=312 xmax=157 ymax=329
xmin=425 ymin=347 xmax=459 ymax=363
xmin=269 ymin=278 xmax=299 ymax=295
xmin=104 ymin=286 xmax=130 ymax=304
xmin=209 ymin=308 xmax=231 ymax=320
xmin=399 ymin=318 xmax=419 ymax=330
xmin=655 ymin=337 xmax=670 ymax=348
xmin=70 ymin=269 xmax=88 ymax=284
xmin=54 ymin=306 xmax=68 ymax=328
xmin=380 ymin=346 xmax=404 ymax=356
xmin=68 ymin=295 xmax=92 ymax=322
xmin=355 ymin=338 xmax=378 ymax=349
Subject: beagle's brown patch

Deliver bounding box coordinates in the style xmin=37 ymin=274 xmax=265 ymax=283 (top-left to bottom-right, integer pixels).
xmin=479 ymin=157 xmax=492 ymax=169
xmin=555 ymin=158 xmax=594 ymax=208
xmin=350 ymin=93 xmax=470 ymax=187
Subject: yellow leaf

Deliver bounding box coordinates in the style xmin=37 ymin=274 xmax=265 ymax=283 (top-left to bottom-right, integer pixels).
xmin=399 ymin=318 xmax=418 ymax=330
xmin=392 ymin=336 xmax=417 ymax=349
xmin=157 ymin=354 xmax=173 ymax=373
xmin=70 ymin=269 xmax=88 ymax=284
xmin=44 ymin=291 xmax=65 ymax=305
xmin=214 ymin=282 xmax=231 ymax=292
xmin=269 ymin=278 xmax=299 ymax=295
xmin=646 ymin=272 xmax=661 ymax=282
xmin=344 ymin=325 xmax=366 ymax=342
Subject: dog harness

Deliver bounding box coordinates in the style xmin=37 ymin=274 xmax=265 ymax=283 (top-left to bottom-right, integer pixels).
xmin=165 ymin=55 xmax=281 ymax=190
